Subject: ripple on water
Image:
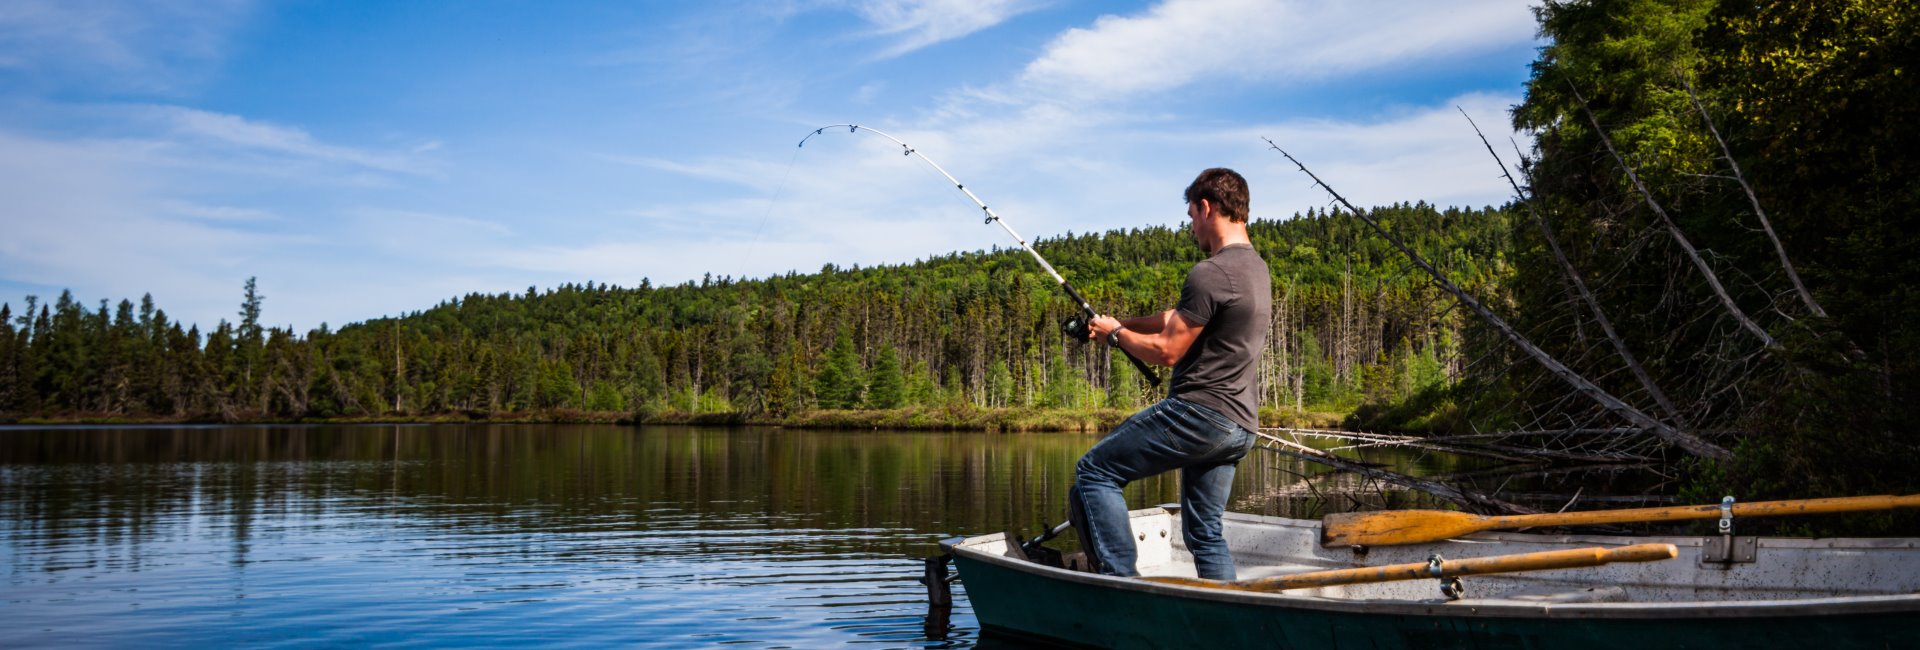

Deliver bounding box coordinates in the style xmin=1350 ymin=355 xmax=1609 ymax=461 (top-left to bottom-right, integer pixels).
xmin=3 ymin=475 xmax=979 ymax=647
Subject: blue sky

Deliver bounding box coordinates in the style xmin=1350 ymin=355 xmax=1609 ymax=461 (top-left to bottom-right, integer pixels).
xmin=0 ymin=0 xmax=1543 ymax=333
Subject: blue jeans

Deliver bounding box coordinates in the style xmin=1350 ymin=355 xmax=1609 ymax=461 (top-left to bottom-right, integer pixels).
xmin=1072 ymin=398 xmax=1254 ymax=580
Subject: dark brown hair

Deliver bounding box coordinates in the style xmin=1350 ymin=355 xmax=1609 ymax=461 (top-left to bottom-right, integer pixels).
xmin=1182 ymin=167 xmax=1250 ymax=223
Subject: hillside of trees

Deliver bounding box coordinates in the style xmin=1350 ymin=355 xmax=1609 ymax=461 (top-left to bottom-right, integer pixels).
xmin=0 ymin=203 xmax=1512 ymax=427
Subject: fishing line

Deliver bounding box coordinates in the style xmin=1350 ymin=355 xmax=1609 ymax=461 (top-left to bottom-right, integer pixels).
xmin=797 ymin=123 xmax=1162 ymax=386
xmin=740 ymin=143 xmax=806 ymax=282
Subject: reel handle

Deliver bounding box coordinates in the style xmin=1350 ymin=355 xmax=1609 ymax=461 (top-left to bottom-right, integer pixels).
xmin=1060 ymin=315 xmax=1162 ymax=386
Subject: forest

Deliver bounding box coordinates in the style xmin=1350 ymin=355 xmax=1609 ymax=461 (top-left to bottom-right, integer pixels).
xmin=1474 ymin=0 xmax=1918 ymax=515
xmin=0 ymin=203 xmax=1510 ymax=430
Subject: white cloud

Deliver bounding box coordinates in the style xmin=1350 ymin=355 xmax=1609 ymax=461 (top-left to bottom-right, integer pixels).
xmin=0 ymin=103 xmax=445 ymax=331
xmin=138 ymin=105 xmax=440 ymax=177
xmin=1019 ymin=0 xmax=1536 ymax=103
xmin=596 ymin=92 xmax=1529 ymax=294
xmin=848 ymin=0 xmax=1042 ymax=57
xmin=158 ymin=200 xmax=279 ymax=223
xmin=0 ymin=1 xmax=1543 ymax=335
xmin=0 ymin=130 xmax=292 ymax=330
xmin=1250 ymin=93 xmax=1528 ymax=213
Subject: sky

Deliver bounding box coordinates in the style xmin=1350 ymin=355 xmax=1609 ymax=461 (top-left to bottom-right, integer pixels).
xmin=0 ymin=0 xmax=1544 ymax=334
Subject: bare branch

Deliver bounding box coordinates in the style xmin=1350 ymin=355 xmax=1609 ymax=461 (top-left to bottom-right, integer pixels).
xmin=1675 ymin=71 xmax=1827 ymax=319
xmin=1253 ymin=430 xmax=1538 ymax=515
xmin=1564 ymin=80 xmax=1779 ymax=350
xmin=1461 ymin=107 xmax=1691 ymax=431
xmin=1264 ymin=137 xmax=1733 ymax=462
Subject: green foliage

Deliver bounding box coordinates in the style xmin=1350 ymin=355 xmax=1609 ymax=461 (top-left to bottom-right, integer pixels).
xmin=586 ymin=381 xmax=624 ymax=411
xmin=814 ymin=330 xmax=864 ymax=410
xmin=1105 ymin=350 xmax=1140 ymax=410
xmin=1506 ymin=0 xmax=1920 ymax=515
xmin=1037 ymin=353 xmax=1085 ymax=409
xmin=984 ymin=359 xmax=1013 ymax=408
xmin=904 ymin=359 xmax=939 ymax=408
xmin=865 ymin=344 xmax=905 ymax=409
xmin=1 ymin=203 xmax=1513 ymax=426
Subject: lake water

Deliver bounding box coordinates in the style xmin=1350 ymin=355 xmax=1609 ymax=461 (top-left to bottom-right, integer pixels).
xmin=0 ymin=423 xmax=1565 ymax=648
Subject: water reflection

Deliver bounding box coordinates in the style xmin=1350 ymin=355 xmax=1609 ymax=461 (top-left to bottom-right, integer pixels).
xmin=0 ymin=424 xmax=1630 ymax=647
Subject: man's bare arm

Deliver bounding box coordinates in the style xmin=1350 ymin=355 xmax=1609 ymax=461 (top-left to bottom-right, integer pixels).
xmin=1090 ymin=310 xmax=1204 ymax=366
xmin=1116 ymin=312 xmax=1170 ymax=334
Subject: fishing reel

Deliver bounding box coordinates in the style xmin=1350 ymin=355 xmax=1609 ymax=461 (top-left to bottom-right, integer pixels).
xmin=1061 ymin=315 xmax=1091 ymax=343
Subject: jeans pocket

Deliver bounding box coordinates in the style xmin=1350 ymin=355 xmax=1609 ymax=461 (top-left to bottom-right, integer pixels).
xmin=1178 ymin=399 xmax=1237 ymax=434
xmin=1165 ymin=400 xmax=1239 ymax=456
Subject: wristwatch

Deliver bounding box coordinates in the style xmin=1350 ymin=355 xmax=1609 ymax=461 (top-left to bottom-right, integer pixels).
xmin=1106 ymin=328 xmax=1122 ymax=347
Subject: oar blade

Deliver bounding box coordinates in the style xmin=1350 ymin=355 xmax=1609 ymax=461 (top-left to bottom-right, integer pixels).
xmin=1320 ymin=509 xmax=1486 ymax=548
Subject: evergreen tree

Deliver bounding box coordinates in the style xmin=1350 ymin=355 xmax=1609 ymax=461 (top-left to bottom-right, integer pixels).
xmin=0 ymin=303 xmax=14 ymax=413
xmin=905 ymin=359 xmax=939 ymax=407
xmin=814 ymin=330 xmax=863 ymax=409
xmin=865 ymin=344 xmax=905 ymax=409
xmin=0 ymin=201 xmax=1518 ymax=423
xmin=237 ymin=277 xmax=265 ymax=411
xmin=765 ymin=349 xmax=798 ymax=416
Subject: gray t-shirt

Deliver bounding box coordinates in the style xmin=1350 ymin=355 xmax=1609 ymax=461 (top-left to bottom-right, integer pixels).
xmin=1170 ymin=243 xmax=1271 ymax=433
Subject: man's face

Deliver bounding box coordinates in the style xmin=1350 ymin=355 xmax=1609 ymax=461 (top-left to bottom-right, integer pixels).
xmin=1187 ymin=199 xmax=1213 ymax=253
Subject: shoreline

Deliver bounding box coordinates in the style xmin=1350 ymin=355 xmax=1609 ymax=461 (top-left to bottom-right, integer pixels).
xmin=1 ymin=406 xmax=1347 ymax=432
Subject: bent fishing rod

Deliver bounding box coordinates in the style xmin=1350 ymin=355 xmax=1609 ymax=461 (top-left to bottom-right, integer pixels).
xmin=799 ymin=124 xmax=1161 ymax=386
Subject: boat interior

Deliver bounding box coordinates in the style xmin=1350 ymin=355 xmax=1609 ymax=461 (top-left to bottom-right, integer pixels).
xmin=966 ymin=506 xmax=1920 ymax=606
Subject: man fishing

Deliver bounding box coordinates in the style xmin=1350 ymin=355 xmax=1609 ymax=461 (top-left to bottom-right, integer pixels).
xmin=1075 ymin=167 xmax=1271 ymax=580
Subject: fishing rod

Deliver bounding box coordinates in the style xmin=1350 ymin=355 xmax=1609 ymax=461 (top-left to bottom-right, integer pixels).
xmin=799 ymin=124 xmax=1161 ymax=386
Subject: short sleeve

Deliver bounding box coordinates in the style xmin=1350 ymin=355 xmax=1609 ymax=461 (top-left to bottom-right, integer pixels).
xmin=1176 ymin=260 xmax=1225 ymax=326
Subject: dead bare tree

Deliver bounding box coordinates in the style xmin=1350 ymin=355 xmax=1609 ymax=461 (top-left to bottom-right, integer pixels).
xmin=1461 ymin=108 xmax=1693 ymax=432
xmin=1264 ymin=138 xmax=1732 ymax=462
xmin=1253 ymin=430 xmax=1538 ymax=516
xmin=1675 ymin=71 xmax=1827 ymax=320
xmin=1566 ymin=81 xmax=1779 ymax=351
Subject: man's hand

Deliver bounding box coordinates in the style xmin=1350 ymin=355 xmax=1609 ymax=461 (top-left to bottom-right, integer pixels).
xmin=1088 ymin=315 xmax=1122 ymax=343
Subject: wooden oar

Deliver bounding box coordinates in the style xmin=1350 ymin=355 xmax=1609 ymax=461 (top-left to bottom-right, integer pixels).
xmin=1145 ymin=543 xmax=1676 ymax=593
xmin=1321 ymin=494 xmax=1920 ymax=548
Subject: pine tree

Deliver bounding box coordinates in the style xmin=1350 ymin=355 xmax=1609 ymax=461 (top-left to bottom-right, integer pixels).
xmin=237 ymin=277 xmax=265 ymax=411
xmin=865 ymin=344 xmax=905 ymax=409
xmin=814 ymin=330 xmax=863 ymax=409
xmin=0 ymin=303 xmax=14 ymax=413
xmin=905 ymin=359 xmax=939 ymax=407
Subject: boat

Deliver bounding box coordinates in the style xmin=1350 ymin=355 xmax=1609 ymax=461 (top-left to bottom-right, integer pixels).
xmin=938 ymin=505 xmax=1920 ymax=648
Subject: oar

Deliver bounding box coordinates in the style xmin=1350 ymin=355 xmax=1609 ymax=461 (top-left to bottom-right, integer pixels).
xmin=1145 ymin=543 xmax=1676 ymax=593
xmin=1321 ymin=494 xmax=1920 ymax=548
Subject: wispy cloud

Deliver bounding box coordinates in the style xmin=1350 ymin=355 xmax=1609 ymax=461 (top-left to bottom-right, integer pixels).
xmin=0 ymin=1 xmax=1543 ymax=335
xmin=847 ymin=0 xmax=1044 ymax=58
xmin=0 ymin=0 xmax=253 ymax=93
xmin=0 ymin=129 xmax=292 ymax=328
xmin=138 ymin=105 xmax=441 ymax=177
xmin=157 ymin=200 xmax=280 ymax=223
xmin=595 ymin=91 xmax=1529 ymax=290
xmin=1018 ymin=0 xmax=1535 ymax=103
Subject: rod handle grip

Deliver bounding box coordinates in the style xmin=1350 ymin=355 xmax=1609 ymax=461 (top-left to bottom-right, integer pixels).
xmin=1125 ymin=349 xmax=1162 ymax=386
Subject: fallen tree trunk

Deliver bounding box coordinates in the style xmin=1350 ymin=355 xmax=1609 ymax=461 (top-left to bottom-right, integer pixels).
xmin=1252 ymin=429 xmax=1539 ymax=516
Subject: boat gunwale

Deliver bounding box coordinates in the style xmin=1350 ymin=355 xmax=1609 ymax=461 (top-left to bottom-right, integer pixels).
xmin=942 ymin=509 xmax=1920 ymax=620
